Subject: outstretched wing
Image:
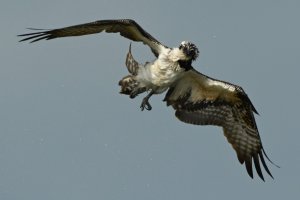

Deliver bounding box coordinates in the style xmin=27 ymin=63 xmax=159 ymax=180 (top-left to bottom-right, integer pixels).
xmin=164 ymin=69 xmax=274 ymax=181
xmin=18 ymin=19 xmax=167 ymax=57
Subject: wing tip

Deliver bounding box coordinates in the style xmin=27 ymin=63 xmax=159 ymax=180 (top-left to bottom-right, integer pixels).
xmin=245 ymin=159 xmax=254 ymax=179
xmin=253 ymin=154 xmax=265 ymax=181
xmin=18 ymin=28 xmax=55 ymax=43
xmin=261 ymin=147 xmax=280 ymax=169
xmin=239 ymin=150 xmax=276 ymax=181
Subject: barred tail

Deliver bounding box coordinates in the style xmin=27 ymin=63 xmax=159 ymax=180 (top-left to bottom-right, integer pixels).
xmin=119 ymin=44 xmax=146 ymax=98
xmin=125 ymin=43 xmax=139 ymax=75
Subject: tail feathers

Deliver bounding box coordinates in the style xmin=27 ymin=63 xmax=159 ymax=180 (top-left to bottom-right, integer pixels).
xmin=125 ymin=43 xmax=139 ymax=75
xmin=119 ymin=44 xmax=146 ymax=98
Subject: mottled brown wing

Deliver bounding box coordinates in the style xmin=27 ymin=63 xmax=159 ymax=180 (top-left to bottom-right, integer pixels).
xmin=18 ymin=19 xmax=167 ymax=57
xmin=164 ymin=69 xmax=273 ymax=180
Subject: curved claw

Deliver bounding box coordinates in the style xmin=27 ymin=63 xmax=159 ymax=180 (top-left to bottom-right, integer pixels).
xmin=140 ymin=90 xmax=154 ymax=111
xmin=140 ymin=99 xmax=152 ymax=111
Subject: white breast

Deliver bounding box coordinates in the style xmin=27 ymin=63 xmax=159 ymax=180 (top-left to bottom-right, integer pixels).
xmin=136 ymin=48 xmax=185 ymax=93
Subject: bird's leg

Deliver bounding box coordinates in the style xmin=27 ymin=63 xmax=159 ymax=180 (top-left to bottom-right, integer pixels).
xmin=140 ymin=90 xmax=154 ymax=111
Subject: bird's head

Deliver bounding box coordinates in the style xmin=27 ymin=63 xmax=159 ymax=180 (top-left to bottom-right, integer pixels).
xmin=179 ymin=41 xmax=199 ymax=61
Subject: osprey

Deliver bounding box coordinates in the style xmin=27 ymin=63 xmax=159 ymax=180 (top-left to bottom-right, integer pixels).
xmin=19 ymin=19 xmax=277 ymax=180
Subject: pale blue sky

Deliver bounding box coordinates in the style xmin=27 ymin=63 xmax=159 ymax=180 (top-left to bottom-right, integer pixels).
xmin=1 ymin=0 xmax=299 ymax=199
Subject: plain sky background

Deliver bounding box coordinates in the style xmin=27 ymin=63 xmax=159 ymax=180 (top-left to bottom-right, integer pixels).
xmin=1 ymin=0 xmax=299 ymax=199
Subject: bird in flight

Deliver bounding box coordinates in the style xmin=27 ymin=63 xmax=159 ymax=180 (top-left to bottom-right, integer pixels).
xmin=19 ymin=19 xmax=277 ymax=181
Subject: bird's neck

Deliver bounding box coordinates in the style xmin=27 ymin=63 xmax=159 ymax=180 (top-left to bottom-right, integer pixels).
xmin=178 ymin=60 xmax=193 ymax=71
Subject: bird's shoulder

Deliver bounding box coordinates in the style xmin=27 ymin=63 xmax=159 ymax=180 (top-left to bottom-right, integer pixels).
xmin=164 ymin=68 xmax=258 ymax=114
